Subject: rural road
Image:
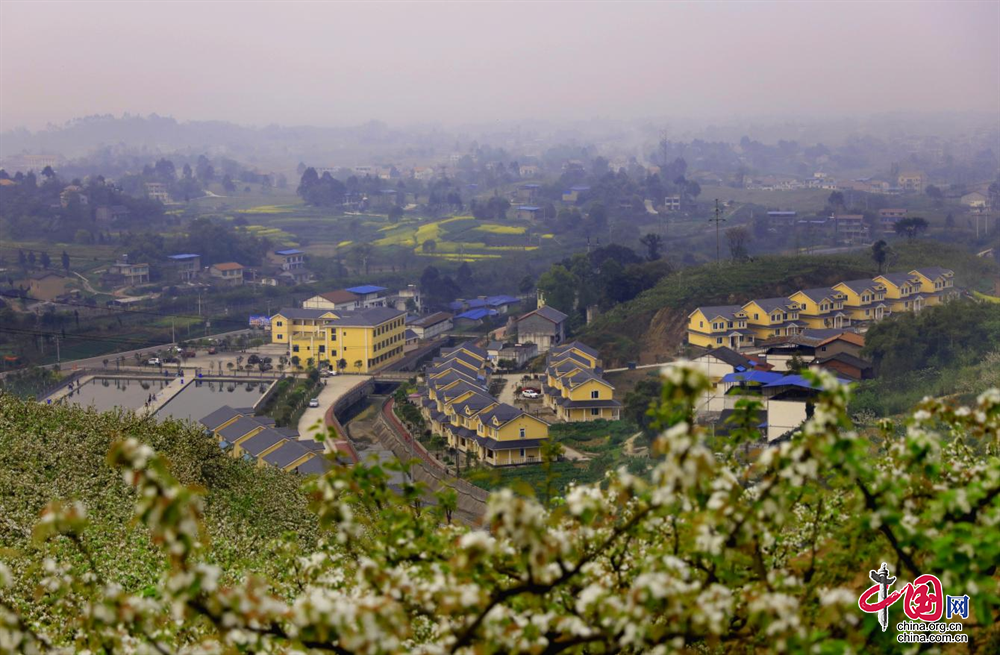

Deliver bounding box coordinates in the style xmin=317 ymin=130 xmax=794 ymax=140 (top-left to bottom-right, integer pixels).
xmin=296 ymin=374 xmax=370 ymax=442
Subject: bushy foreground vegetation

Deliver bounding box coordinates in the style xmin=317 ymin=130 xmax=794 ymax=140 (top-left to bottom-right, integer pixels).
xmin=2 ymin=367 xmax=999 ymax=654
xmin=853 ymin=300 xmax=1000 ymax=416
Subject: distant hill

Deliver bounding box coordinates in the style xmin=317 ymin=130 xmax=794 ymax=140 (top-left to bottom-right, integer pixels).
xmin=0 ymin=395 xmax=319 ymax=642
xmin=582 ymin=241 xmax=1000 ymax=366
xmin=0 ymin=114 xmax=410 ymax=165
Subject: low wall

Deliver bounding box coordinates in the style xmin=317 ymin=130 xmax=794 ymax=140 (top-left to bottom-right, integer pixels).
xmin=322 ymin=378 xmax=375 ymax=463
xmin=375 ymin=398 xmax=488 ymax=520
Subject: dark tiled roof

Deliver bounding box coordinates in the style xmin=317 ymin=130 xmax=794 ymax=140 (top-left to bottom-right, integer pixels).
xmin=441 ymin=342 xmax=488 ymax=359
xmin=747 ymin=297 xmax=796 ymax=313
xmin=519 ymin=305 xmax=567 ymax=324
xmin=911 ymin=267 xmax=953 ymax=280
xmin=550 ymin=341 xmax=599 ymax=358
xmin=479 ymin=403 xmax=525 ymax=426
xmin=693 ymin=305 xmax=745 ymax=321
xmin=876 ymin=272 xmax=918 ymax=287
xmin=262 ymin=440 xmax=315 ymax=469
xmin=217 ymin=416 xmax=265 ymax=441
xmin=837 ymin=279 xmax=881 ymax=295
xmin=294 ymin=456 xmax=332 ymax=476
xmin=273 ymin=307 xmax=335 ymax=320
xmin=410 ymin=311 xmax=453 ymax=327
xmin=816 ymin=352 xmax=873 ymax=370
xmin=796 ymin=287 xmax=841 ymax=303
xmin=333 ymin=307 xmax=404 ymax=326
xmin=316 ymin=289 xmax=359 ymax=304
xmin=703 ymin=347 xmax=752 ymax=369
xmin=238 ymin=429 xmax=287 ymax=457
xmin=199 ymin=405 xmax=243 ymax=430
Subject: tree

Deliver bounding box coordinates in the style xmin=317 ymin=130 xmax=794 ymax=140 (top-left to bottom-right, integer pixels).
xmin=3 ymin=368 xmax=997 ymax=653
xmin=388 ymin=205 xmax=404 ymax=223
xmin=536 ymin=264 xmax=576 ymax=314
xmin=894 ymin=216 xmax=929 ymax=240
xmin=40 ymin=165 xmax=55 ymax=179
xmin=925 ymin=184 xmax=944 ymax=204
xmin=945 ymin=213 xmax=955 ymax=229
xmin=639 ymin=233 xmax=663 ymax=261
xmin=422 ymin=239 xmax=437 ymax=253
xmin=353 ymin=359 xmax=363 ymax=372
xmin=827 ymin=191 xmax=844 ymax=208
xmin=517 ymin=275 xmax=535 ymax=295
xmin=870 ymin=239 xmax=890 ymax=274
xmin=221 ymin=174 xmax=236 ymax=194
xmin=337 ymin=358 xmax=347 ymax=373
xmin=39 ymin=252 xmax=50 ymax=269
xmin=61 ymin=251 xmax=70 ymax=271
xmin=725 ymin=225 xmax=751 ymax=262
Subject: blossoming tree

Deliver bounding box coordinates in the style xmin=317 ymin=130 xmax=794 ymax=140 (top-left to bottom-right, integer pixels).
xmin=2 ymin=365 xmax=998 ymax=653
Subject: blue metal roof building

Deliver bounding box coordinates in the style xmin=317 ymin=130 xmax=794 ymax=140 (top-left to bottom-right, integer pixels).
xmin=274 ymin=248 xmax=303 ymax=256
xmin=167 ymin=253 xmax=199 ymax=260
xmin=345 ymin=285 xmax=387 ymax=295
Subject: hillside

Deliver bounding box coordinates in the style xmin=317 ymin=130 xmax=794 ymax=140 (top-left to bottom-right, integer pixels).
xmin=0 ymin=395 xmax=319 ymax=641
xmin=583 ymin=240 xmax=1000 ymax=366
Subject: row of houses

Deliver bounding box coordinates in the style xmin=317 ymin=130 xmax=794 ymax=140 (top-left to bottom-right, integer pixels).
xmin=198 ymin=405 xmax=330 ymax=475
xmin=303 ymin=284 xmax=421 ymax=313
xmin=540 ymin=342 xmax=622 ymax=422
xmin=417 ymin=343 xmax=551 ymax=467
xmin=688 ymin=267 xmax=956 ymax=351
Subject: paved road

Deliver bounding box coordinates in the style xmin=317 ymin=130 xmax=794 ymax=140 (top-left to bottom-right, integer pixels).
xmin=28 ymin=328 xmax=257 ymax=374
xmin=296 ymin=374 xmax=371 ymax=443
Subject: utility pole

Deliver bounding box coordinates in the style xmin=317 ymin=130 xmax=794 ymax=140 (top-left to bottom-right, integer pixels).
xmin=55 ymin=335 xmax=60 ymax=363
xmin=197 ymin=293 xmax=202 ymax=317
xmin=710 ymin=199 xmax=726 ymax=265
xmin=171 ymin=319 xmax=175 ymax=344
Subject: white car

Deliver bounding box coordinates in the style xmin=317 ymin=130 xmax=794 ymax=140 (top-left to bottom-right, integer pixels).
xmin=147 ymin=358 xmax=161 ymax=366
xmin=521 ymin=389 xmax=540 ymax=399
xmin=308 ymin=398 xmax=320 ymax=408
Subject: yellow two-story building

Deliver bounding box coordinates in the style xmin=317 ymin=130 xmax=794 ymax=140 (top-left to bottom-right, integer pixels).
xmin=686 ymin=306 xmax=756 ymax=349
xmin=909 ymin=267 xmax=956 ymax=306
xmin=831 ymin=279 xmax=888 ymax=323
xmin=742 ymin=297 xmax=803 ymax=340
xmin=471 ymin=404 xmax=551 ymax=466
xmin=787 ymin=288 xmax=852 ymax=330
xmin=872 ymin=272 xmax=924 ymax=314
xmin=270 ymin=306 xmax=406 ymax=373
xmin=548 ymin=369 xmax=620 ymax=421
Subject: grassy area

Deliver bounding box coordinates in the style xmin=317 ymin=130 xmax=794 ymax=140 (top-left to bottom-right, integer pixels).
xmin=0 ymin=395 xmax=318 ymax=643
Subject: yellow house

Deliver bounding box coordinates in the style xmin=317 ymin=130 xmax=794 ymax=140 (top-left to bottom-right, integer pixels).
xmin=271 ymin=306 xmax=406 ymax=373
xmin=787 ymin=288 xmax=852 ymax=330
xmin=872 ymin=273 xmax=924 ymax=314
xmin=687 ymin=305 xmax=755 ymax=350
xmin=443 ymin=390 xmax=498 ymax=451
xmin=550 ymin=370 xmax=621 ymax=422
xmin=547 ymin=341 xmax=601 ymax=369
xmin=742 ymin=297 xmax=803 ymax=340
xmin=832 ymin=279 xmax=888 ymax=323
xmin=909 ymin=268 xmax=955 ymax=306
xmin=471 ymin=404 xmax=550 ymax=467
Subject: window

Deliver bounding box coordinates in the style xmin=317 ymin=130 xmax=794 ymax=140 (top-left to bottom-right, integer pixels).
xmin=319 ymin=345 xmax=326 ymax=353
xmin=591 ymin=390 xmax=599 ymax=399
xmin=292 ymin=345 xmax=299 ymax=352
xmin=591 ymin=408 xmax=600 ymax=416
xmin=276 ymin=321 xmax=283 ymax=327
xmin=519 ymin=448 xmax=525 ymax=458
xmin=277 ymin=334 xmax=283 ymax=340
xmin=519 ymin=428 xmax=526 ymax=438
xmin=716 ymin=337 xmax=723 ymax=344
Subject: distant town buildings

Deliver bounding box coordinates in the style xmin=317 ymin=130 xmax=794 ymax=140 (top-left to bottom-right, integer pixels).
xmin=209 ymin=262 xmax=245 ymax=286
xmin=105 ymin=255 xmax=150 ymax=287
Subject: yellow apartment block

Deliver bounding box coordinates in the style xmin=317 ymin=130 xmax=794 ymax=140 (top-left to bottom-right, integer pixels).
xmin=742 ymin=297 xmax=803 ymax=340
xmin=271 ymin=306 xmax=406 ymax=373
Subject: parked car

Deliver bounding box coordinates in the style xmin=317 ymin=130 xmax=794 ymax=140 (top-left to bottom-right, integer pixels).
xmin=182 ymin=350 xmax=196 ymax=358
xmin=163 ymin=356 xmax=180 ymax=364
xmin=521 ymin=388 xmax=540 ymax=399
xmin=146 ymin=358 xmax=161 ymax=366
xmin=308 ymin=398 xmax=320 ymax=408
xmin=322 ymin=369 xmax=337 ymax=377
xmin=207 ymin=347 xmax=217 ymax=355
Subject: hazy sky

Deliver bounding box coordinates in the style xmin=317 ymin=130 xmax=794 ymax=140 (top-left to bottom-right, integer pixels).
xmin=2 ymin=1 xmax=998 ymax=131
